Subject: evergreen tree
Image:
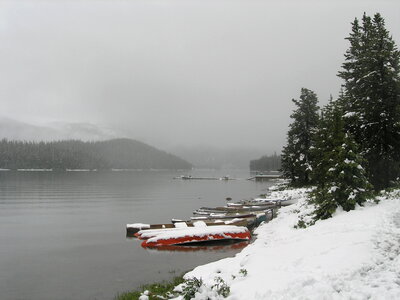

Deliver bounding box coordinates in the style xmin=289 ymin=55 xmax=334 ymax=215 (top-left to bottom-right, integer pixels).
xmin=311 ymin=97 xmax=340 ymax=186
xmin=0 ymin=139 xmax=192 ymax=170
xmin=311 ymin=101 xmax=372 ymax=220
xmin=281 ymin=88 xmax=320 ymax=186
xmin=250 ymin=153 xmax=281 ymax=171
xmin=338 ymin=13 xmax=400 ymax=189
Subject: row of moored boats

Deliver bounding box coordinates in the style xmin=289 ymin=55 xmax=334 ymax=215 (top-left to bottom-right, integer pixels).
xmin=127 ymin=192 xmax=298 ymax=249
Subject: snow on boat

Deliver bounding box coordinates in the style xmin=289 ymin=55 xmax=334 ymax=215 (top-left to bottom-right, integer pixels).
xmin=190 ymin=213 xmax=268 ymax=227
xmin=245 ymin=190 xmax=301 ymax=206
xmin=194 ymin=204 xmax=274 ymax=214
xmin=136 ymin=222 xmax=196 ymax=239
xmin=250 ymin=197 xmax=297 ymax=206
xmin=126 ymin=219 xmax=250 ymax=236
xmin=128 ymin=221 xmax=197 ymax=237
xmin=225 ymin=202 xmax=277 ymax=209
xmin=141 ymin=225 xmax=251 ymax=248
xmin=134 ymin=220 xmax=252 ymax=239
xmin=127 ymin=223 xmax=174 ymax=236
xmin=190 ymin=212 xmax=256 ymax=220
xmin=186 ymin=216 xmax=257 ymax=229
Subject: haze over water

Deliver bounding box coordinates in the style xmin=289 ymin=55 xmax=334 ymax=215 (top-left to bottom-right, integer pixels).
xmin=1 ymin=1 xmax=399 ymax=154
xmin=0 ymin=170 xmax=273 ymax=300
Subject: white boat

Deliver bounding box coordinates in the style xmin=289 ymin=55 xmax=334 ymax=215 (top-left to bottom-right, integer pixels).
xmin=249 ymin=196 xmax=298 ymax=206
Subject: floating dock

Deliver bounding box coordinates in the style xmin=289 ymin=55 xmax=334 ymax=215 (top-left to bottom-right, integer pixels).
xmin=174 ymin=175 xmax=234 ymax=181
xmin=247 ymin=174 xmax=281 ymax=182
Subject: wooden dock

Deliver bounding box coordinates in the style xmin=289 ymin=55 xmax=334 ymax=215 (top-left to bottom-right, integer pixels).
xmin=247 ymin=174 xmax=281 ymax=182
xmin=174 ymin=175 xmax=234 ymax=181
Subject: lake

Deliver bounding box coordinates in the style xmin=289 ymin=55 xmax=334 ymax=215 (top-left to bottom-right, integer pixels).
xmin=0 ymin=170 xmax=273 ymax=300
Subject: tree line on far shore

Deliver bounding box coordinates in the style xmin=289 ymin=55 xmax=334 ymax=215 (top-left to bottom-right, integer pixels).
xmin=0 ymin=138 xmax=192 ymax=170
xmin=280 ymin=13 xmax=400 ymax=222
xmin=249 ymin=153 xmax=281 ymax=171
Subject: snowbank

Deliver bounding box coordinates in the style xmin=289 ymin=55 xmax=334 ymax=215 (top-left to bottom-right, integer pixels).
xmin=175 ymin=189 xmax=400 ymax=299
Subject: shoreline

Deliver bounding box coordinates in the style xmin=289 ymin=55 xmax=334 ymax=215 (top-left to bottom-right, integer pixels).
xmin=121 ymin=187 xmax=400 ymax=299
xmin=116 ymin=183 xmax=292 ymax=299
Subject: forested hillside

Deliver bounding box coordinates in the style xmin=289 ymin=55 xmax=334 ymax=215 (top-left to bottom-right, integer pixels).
xmin=249 ymin=153 xmax=281 ymax=171
xmin=0 ymin=138 xmax=192 ymax=170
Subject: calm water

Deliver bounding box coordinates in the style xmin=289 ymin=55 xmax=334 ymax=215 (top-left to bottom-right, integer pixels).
xmin=0 ymin=170 xmax=273 ymax=300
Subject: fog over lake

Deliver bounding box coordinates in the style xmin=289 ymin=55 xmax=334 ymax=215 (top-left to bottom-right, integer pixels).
xmin=1 ymin=1 xmax=400 ymax=300
xmin=1 ymin=0 xmax=399 ymax=156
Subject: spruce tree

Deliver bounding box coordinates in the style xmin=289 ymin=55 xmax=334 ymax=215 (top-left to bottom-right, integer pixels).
xmin=311 ymin=97 xmax=341 ymax=186
xmin=338 ymin=13 xmax=400 ymax=189
xmin=311 ymin=101 xmax=372 ymax=220
xmin=281 ymin=88 xmax=319 ymax=186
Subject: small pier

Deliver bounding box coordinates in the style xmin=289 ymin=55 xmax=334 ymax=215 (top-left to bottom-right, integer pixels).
xmin=247 ymin=174 xmax=281 ymax=182
xmin=174 ymin=175 xmax=234 ymax=181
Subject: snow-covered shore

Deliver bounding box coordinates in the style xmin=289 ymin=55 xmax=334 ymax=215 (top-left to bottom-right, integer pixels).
xmin=174 ymin=188 xmax=400 ymax=299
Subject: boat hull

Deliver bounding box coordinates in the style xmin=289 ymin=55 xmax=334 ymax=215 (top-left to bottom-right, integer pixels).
xmin=141 ymin=230 xmax=251 ymax=247
xmin=143 ymin=240 xmax=249 ymax=252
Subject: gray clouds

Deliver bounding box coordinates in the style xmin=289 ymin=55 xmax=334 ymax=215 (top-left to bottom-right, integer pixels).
xmin=1 ymin=0 xmax=399 ymax=153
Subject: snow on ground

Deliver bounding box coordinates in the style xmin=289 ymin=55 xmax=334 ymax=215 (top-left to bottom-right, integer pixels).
xmin=174 ymin=188 xmax=400 ymax=299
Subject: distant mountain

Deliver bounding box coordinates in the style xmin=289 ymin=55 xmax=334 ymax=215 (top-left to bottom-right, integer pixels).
xmin=94 ymin=139 xmax=192 ymax=170
xmin=0 ymin=138 xmax=192 ymax=170
xmin=0 ymin=117 xmax=272 ymax=170
xmin=0 ymin=117 xmax=117 ymax=141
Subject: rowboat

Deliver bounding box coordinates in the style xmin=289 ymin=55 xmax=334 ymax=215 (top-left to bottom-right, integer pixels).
xmin=225 ymin=202 xmax=278 ymax=209
xmin=140 ymin=225 xmax=251 ymax=248
xmin=246 ymin=197 xmax=297 ymax=206
xmin=126 ymin=219 xmax=250 ymax=236
xmin=190 ymin=212 xmax=257 ymax=220
xmin=194 ymin=204 xmax=274 ymax=214
xmin=190 ymin=212 xmax=268 ymax=227
xmin=143 ymin=240 xmax=249 ymax=252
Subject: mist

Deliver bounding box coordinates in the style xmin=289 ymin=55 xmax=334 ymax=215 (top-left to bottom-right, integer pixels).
xmin=1 ymin=0 xmax=399 ymax=156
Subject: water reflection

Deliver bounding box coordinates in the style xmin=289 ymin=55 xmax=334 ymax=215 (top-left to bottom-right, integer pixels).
xmin=138 ymin=240 xmax=250 ymax=253
xmin=0 ymin=170 xmax=272 ymax=300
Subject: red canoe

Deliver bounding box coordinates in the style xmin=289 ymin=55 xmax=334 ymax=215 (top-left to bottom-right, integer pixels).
xmin=141 ymin=225 xmax=251 ymax=248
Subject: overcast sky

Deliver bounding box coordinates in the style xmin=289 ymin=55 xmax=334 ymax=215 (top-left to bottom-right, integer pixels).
xmin=0 ymin=0 xmax=399 ymax=153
